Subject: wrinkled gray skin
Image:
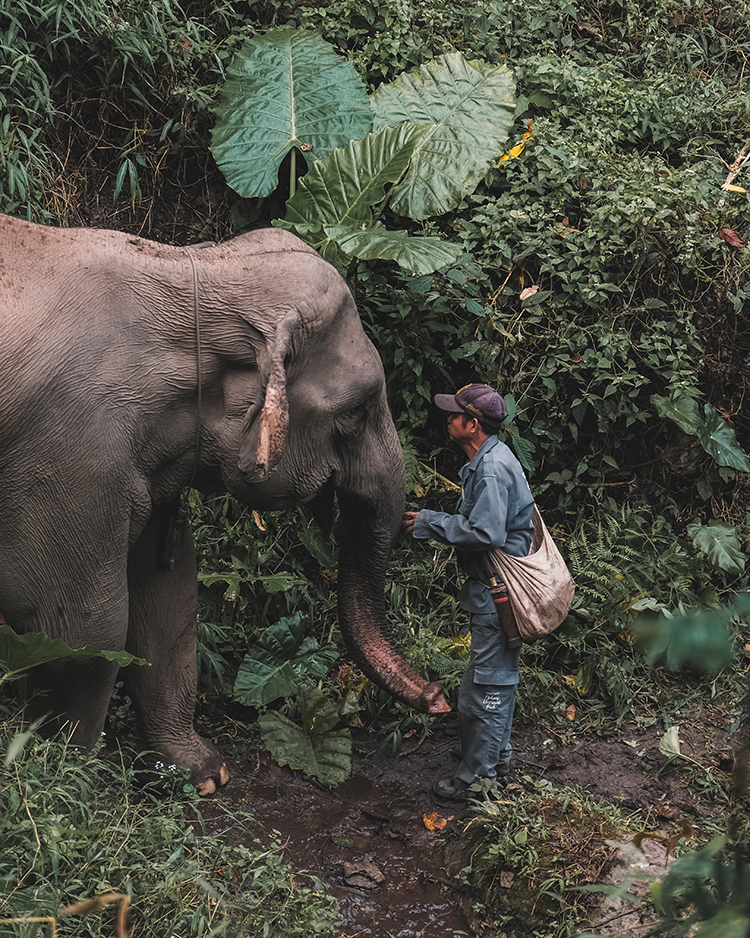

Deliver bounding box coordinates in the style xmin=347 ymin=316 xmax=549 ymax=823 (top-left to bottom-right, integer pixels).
xmin=0 ymin=215 xmax=449 ymax=794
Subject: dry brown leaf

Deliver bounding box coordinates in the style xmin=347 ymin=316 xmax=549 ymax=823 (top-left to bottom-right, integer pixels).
xmin=565 ymin=704 xmax=576 ymax=721
xmin=656 ymin=804 xmax=680 ymax=819
xmin=632 ymin=831 xmax=666 ymax=850
xmin=117 ymin=896 xmax=132 ymax=938
xmin=519 ymin=285 xmax=539 ymax=301
xmin=252 ymin=510 xmax=267 ymax=531
xmin=719 ymin=227 xmax=744 ymax=248
xmin=61 ymin=894 xmax=125 ymax=917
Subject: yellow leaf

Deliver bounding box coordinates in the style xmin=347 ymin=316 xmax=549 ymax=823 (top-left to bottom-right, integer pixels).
xmin=253 ymin=510 xmax=266 ymax=531
xmin=62 ymin=895 xmax=125 ymax=917
xmin=508 ymin=143 xmax=525 ymax=158
xmin=423 ymin=812 xmax=453 ymax=830
xmin=722 ymin=183 xmax=747 ymax=192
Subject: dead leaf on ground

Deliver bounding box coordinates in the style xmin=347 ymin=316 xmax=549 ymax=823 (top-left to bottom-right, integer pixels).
xmin=719 ymin=227 xmax=744 ymax=248
xmin=519 ymin=285 xmax=539 ymax=301
xmin=656 ymin=804 xmax=680 ymax=819
xmin=423 ymin=811 xmax=454 ymax=830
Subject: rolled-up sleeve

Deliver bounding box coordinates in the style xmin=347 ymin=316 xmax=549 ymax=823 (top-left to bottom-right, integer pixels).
xmin=413 ymin=476 xmax=510 ymax=551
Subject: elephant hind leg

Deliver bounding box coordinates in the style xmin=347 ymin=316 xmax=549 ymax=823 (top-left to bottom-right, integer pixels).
xmin=0 ymin=559 xmax=131 ymax=750
xmin=27 ymin=656 xmax=120 ymax=748
xmin=124 ymin=504 xmax=229 ymax=795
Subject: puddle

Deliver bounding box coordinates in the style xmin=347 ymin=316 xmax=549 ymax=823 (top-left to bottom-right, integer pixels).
xmin=202 ymin=743 xmax=473 ymax=937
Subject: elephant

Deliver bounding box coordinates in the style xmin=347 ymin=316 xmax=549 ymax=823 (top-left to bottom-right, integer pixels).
xmin=0 ymin=214 xmax=449 ymax=794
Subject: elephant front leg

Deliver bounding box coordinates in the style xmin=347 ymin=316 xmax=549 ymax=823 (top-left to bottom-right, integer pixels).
xmin=124 ymin=504 xmax=229 ymax=795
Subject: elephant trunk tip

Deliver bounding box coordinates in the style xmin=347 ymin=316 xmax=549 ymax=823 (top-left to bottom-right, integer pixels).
xmin=421 ymin=682 xmax=451 ymax=714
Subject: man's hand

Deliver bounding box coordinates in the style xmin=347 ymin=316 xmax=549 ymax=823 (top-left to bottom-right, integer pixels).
xmin=402 ymin=510 xmax=419 ymax=536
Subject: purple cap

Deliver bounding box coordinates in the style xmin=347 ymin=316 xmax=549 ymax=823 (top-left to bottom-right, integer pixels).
xmin=434 ymin=383 xmax=508 ymax=426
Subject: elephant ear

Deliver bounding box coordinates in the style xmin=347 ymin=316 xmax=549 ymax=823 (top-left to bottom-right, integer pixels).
xmin=239 ymin=309 xmax=299 ymax=481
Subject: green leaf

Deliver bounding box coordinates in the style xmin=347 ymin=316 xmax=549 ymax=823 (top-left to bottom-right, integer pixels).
xmin=3 ymin=717 xmax=45 ymax=765
xmin=687 ymin=519 xmax=746 ymax=575
xmin=508 ymin=433 xmax=535 ymax=473
xmin=636 ymin=607 xmax=734 ymax=672
xmin=372 ymin=53 xmax=516 ymax=219
xmin=697 ymin=405 xmax=750 ymax=472
xmin=325 ymin=223 xmax=462 ymax=275
xmin=233 ymin=614 xmax=338 ymax=707
xmin=689 ymin=902 xmax=750 ymax=938
xmin=652 ymin=393 xmax=702 ymax=435
xmin=0 ymin=624 xmax=148 ymax=678
xmin=652 ymin=394 xmax=750 ymax=471
xmin=258 ymin=685 xmax=352 ymax=787
xmin=211 ymin=27 xmax=373 ymax=198
xmin=658 ymin=725 xmax=681 ymax=759
xmin=275 ymin=125 xmax=460 ymax=273
xmin=296 ymin=510 xmax=337 ymax=568
xmin=256 ymin=572 xmax=307 ymax=595
xmin=278 ymin=124 xmax=425 ymax=233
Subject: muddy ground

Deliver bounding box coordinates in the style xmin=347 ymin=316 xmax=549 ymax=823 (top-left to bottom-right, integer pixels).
xmin=196 ymin=700 xmax=744 ymax=938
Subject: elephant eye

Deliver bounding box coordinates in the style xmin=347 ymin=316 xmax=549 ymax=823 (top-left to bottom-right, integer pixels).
xmin=335 ymin=401 xmax=371 ymax=438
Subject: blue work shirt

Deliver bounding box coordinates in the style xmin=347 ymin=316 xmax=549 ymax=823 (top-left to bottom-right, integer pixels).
xmin=413 ymin=436 xmax=535 ymax=614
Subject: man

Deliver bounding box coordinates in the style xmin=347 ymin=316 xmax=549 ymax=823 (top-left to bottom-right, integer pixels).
xmin=403 ymin=383 xmax=535 ymax=800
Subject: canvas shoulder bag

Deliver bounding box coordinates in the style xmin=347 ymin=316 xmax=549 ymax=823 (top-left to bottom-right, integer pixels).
xmin=486 ymin=506 xmax=575 ymax=643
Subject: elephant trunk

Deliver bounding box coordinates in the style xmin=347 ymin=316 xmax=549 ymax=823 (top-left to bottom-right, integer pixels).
xmin=336 ymin=491 xmax=450 ymax=715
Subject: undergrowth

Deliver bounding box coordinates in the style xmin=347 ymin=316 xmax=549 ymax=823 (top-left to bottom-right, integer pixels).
xmin=451 ymin=779 xmax=632 ymax=934
xmin=0 ymin=707 xmax=338 ymax=937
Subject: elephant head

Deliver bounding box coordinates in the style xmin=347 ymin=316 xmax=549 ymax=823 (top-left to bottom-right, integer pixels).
xmin=205 ymin=232 xmax=450 ymax=715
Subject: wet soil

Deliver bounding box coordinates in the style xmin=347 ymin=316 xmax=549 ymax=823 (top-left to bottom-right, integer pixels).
xmin=198 ymin=704 xmax=744 ymax=937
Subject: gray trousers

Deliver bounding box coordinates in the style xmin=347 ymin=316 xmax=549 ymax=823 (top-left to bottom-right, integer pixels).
xmin=454 ymin=611 xmax=521 ymax=786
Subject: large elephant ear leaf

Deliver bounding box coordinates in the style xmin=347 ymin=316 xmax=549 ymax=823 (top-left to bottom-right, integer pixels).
xmin=275 ymin=125 xmax=461 ymax=274
xmin=277 ymin=124 xmax=426 ymax=233
xmin=258 ymin=685 xmax=352 ymax=788
xmin=211 ymin=27 xmax=373 ymax=199
xmin=233 ymin=613 xmax=338 ymax=708
xmin=0 ymin=624 xmax=147 ymax=679
xmin=371 ymin=53 xmax=516 ymax=219
xmin=687 ymin=519 xmax=747 ymax=576
xmin=652 ymin=393 xmax=750 ymax=471
xmin=324 ymin=223 xmax=462 ymax=275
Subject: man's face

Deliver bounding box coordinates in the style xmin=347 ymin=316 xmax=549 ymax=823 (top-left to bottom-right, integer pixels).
xmin=446 ymin=411 xmax=475 ymax=445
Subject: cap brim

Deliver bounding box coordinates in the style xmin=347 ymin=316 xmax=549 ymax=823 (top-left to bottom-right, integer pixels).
xmin=434 ymin=393 xmax=464 ymax=413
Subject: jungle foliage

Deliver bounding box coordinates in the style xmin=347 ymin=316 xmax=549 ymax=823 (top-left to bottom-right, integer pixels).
xmin=1 ymin=0 xmax=750 ymax=934
xmin=0 ymin=715 xmax=338 ymax=937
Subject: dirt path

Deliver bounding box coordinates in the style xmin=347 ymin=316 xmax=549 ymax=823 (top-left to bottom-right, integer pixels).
xmin=199 ymin=705 xmax=741 ymax=937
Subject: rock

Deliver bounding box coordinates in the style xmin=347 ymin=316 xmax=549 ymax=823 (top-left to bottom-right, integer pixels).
xmin=343 ymin=859 xmax=386 ymax=890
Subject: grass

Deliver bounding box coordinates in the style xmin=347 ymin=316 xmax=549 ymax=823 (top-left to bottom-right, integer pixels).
xmin=0 ymin=707 xmax=338 ymax=938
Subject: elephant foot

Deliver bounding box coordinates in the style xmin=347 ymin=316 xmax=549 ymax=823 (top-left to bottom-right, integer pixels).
xmin=177 ymin=734 xmax=230 ymax=796
xmin=139 ymin=730 xmax=230 ymax=796
xmin=195 ymin=762 xmax=230 ymax=797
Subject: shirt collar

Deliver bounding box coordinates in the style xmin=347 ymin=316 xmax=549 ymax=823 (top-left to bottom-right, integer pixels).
xmin=461 ymin=435 xmax=500 ymax=477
